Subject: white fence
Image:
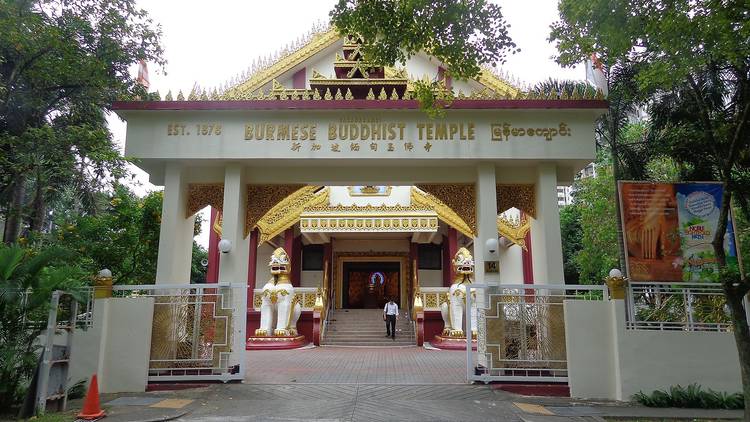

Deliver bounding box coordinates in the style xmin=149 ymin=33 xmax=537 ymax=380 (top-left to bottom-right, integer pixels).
xmin=467 ymin=283 xmax=608 ymax=383
xmin=626 ymin=282 xmax=731 ymax=332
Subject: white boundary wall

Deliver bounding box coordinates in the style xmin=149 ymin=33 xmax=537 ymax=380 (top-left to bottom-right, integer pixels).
xmin=69 ymin=297 xmax=154 ymax=393
xmin=564 ymin=299 xmax=741 ymax=400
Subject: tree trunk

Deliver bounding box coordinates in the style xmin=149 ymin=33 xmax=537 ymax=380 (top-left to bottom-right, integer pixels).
xmin=724 ymin=283 xmax=750 ymax=421
xmin=29 ymin=173 xmax=47 ymax=233
xmin=3 ymin=174 xmax=26 ymax=244
xmin=712 ymin=188 xmax=750 ymax=418
xmin=610 ymin=115 xmax=628 ymax=275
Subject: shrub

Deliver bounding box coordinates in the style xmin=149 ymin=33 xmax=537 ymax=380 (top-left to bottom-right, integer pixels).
xmin=633 ymin=384 xmax=744 ymax=410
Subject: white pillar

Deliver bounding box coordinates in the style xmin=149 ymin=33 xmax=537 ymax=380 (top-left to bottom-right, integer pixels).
xmin=474 ymin=162 xmax=500 ymax=285
xmin=218 ymin=164 xmax=250 ymax=283
xmin=156 ymin=163 xmax=196 ymax=284
xmin=530 ymin=163 xmax=564 ymax=284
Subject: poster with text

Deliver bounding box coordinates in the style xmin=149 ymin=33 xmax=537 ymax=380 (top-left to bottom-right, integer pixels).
xmin=619 ymin=182 xmax=739 ymax=282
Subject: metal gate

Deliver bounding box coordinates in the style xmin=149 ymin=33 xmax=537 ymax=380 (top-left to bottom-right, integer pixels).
xmin=113 ymin=283 xmax=247 ymax=382
xmin=466 ymin=283 xmax=607 ymax=383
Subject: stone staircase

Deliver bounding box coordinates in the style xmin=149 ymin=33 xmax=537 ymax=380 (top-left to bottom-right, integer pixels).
xmin=323 ymin=308 xmax=415 ymax=347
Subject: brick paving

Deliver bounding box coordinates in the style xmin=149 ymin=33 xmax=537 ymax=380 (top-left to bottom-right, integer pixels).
xmin=171 ymin=384 xmax=524 ymax=422
xmin=245 ymin=346 xmax=466 ymax=384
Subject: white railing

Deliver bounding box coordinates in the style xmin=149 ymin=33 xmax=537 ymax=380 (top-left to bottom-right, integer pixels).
xmin=250 ymin=287 xmax=319 ymax=311
xmin=0 ymin=287 xmax=95 ymax=329
xmin=417 ymin=287 xmax=449 ymax=310
xmin=468 ymin=283 xmax=608 ymax=383
xmin=626 ymin=282 xmax=730 ymax=332
xmin=112 ymin=283 xmax=247 ymax=382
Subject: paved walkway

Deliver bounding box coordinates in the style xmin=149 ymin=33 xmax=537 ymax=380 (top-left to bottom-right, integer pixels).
xmin=94 ymin=384 xmax=745 ymax=422
xmin=245 ymin=346 xmax=466 ymax=384
xmin=70 ymin=347 xmax=744 ymax=421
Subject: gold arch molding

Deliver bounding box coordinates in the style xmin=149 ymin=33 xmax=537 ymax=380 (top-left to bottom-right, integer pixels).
xmin=497 ymin=184 xmax=535 ymax=218
xmin=415 ymin=183 xmax=476 ymax=236
xmin=186 ymin=184 xmax=224 ymax=217
xmin=245 ymin=183 xmax=536 ymax=247
xmin=247 ymin=185 xmax=328 ymax=243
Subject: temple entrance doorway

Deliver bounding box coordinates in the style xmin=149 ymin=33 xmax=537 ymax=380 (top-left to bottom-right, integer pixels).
xmin=335 ymin=255 xmax=409 ymax=311
xmin=342 ymin=261 xmax=400 ymax=309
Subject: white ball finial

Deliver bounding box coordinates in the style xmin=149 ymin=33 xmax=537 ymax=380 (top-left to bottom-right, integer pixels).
xmin=218 ymin=239 xmax=232 ymax=253
xmin=609 ymin=268 xmax=623 ymax=278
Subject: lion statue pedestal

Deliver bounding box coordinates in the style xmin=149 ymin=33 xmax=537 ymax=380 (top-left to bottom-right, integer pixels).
xmin=246 ymin=247 xmax=307 ymax=350
xmin=432 ymin=247 xmax=478 ymax=351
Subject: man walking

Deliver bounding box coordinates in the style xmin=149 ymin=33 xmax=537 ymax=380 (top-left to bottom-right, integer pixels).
xmin=383 ymin=298 xmax=398 ymax=340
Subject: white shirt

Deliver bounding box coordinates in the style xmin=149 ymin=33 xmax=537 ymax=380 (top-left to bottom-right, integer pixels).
xmin=384 ymin=302 xmax=398 ymax=315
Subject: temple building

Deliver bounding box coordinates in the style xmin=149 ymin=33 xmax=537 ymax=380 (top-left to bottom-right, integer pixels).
xmin=114 ymin=25 xmax=606 ymax=350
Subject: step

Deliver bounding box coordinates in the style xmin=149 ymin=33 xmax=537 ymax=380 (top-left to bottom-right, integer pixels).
xmin=323 ymin=338 xmax=415 ymax=346
xmin=326 ymin=332 xmax=414 ymax=340
xmin=327 ymin=330 xmax=410 ymax=332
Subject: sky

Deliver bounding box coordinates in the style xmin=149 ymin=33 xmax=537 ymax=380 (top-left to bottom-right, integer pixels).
xmin=108 ymin=0 xmax=583 ymax=247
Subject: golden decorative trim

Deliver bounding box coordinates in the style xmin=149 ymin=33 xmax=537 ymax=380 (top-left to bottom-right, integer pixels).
xmin=304 ymin=203 xmax=433 ymax=213
xmin=347 ymin=185 xmax=393 ymax=196
xmin=413 ymin=185 xmax=476 ymax=237
xmin=224 ymin=28 xmax=340 ymax=98
xmin=308 ymin=78 xmax=407 ymax=86
xmin=497 ymin=214 xmax=531 ymax=250
xmin=245 ymin=184 xmax=304 ymax=238
xmin=212 ymin=210 xmax=223 ymax=237
xmin=252 ymin=186 xmax=328 ymax=243
xmin=497 ymin=184 xmax=536 ymax=218
xmin=300 ymin=216 xmax=438 ymax=233
xmin=186 ymin=184 xmax=224 ymax=217
xmin=252 ymin=288 xmax=320 ymax=311
xmin=478 ymin=68 xmax=522 ymax=98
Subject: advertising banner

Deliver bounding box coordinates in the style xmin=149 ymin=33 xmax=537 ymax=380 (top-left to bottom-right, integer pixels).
xmin=619 ymin=182 xmax=740 ymax=282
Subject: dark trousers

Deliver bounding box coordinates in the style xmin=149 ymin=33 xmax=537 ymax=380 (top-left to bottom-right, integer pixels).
xmin=385 ymin=314 xmax=396 ymax=338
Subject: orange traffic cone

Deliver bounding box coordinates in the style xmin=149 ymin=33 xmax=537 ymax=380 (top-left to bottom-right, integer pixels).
xmin=77 ymin=374 xmax=106 ymax=420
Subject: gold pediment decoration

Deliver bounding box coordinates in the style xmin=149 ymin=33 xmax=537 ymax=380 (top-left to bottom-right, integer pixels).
xmin=497 ymin=214 xmax=531 ymax=250
xmin=253 ymin=186 xmax=329 ymax=244
xmin=245 ymin=184 xmax=304 ymax=237
xmin=224 ymin=27 xmax=340 ymax=98
xmin=496 ymin=184 xmax=536 ymax=219
xmin=186 ymin=184 xmax=224 ymax=217
xmin=478 ymin=67 xmax=522 ymax=98
xmin=410 ymin=186 xmax=475 ymax=238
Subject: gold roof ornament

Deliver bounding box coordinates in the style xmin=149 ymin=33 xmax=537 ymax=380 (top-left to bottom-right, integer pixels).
xmin=145 ymin=24 xmax=612 ymax=103
xmin=254 ymin=186 xmax=329 ymax=244
xmin=497 ymin=214 xmax=531 ymax=250
xmin=223 ymin=25 xmax=339 ymax=98
xmin=410 ymin=187 xmax=474 ymax=238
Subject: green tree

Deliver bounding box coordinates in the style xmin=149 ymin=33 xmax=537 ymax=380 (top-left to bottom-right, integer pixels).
xmin=572 ymin=163 xmax=621 ymax=284
xmin=551 ymin=2 xmax=750 ymax=415
xmin=0 ymin=0 xmax=164 ymax=243
xmin=329 ymin=0 xmax=518 ymax=114
xmin=559 ymin=204 xmax=582 ymax=284
xmin=41 ymin=186 xmax=160 ymax=284
xmin=42 ymin=186 xmax=206 ymax=285
xmin=0 ymin=245 xmax=86 ymax=411
xmin=191 ymin=243 xmax=208 ymax=284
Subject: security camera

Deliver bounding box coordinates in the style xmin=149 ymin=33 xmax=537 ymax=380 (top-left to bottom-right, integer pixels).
xmin=485 ymin=238 xmax=499 ymax=255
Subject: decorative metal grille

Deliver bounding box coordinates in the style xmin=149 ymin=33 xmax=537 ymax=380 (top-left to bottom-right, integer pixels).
xmin=469 ymin=284 xmax=607 ymax=383
xmin=113 ymin=283 xmax=246 ymax=382
xmin=626 ymin=282 xmax=731 ymax=331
